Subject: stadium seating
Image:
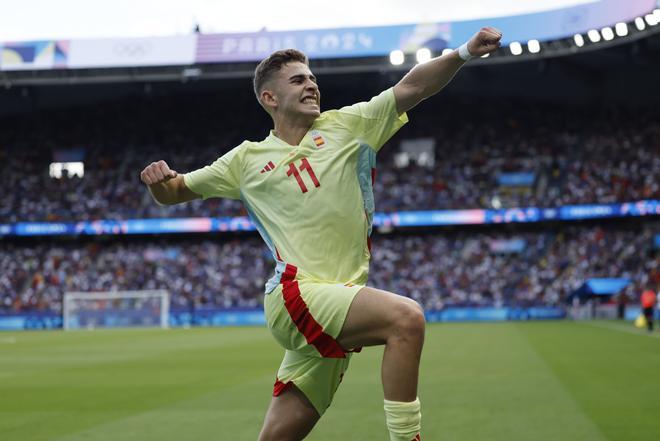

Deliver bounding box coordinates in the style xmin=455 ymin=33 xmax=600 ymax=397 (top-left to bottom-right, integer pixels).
xmin=2 ymin=226 xmax=657 ymax=313
xmin=0 ymin=96 xmax=657 ymax=222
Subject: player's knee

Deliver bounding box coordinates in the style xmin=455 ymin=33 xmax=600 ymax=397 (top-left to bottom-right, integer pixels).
xmin=391 ymin=298 xmax=426 ymax=343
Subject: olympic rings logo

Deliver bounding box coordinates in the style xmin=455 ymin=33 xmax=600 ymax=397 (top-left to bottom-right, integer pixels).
xmin=112 ymin=42 xmax=153 ymax=58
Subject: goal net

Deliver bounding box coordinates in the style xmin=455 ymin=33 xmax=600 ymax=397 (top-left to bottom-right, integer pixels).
xmin=63 ymin=290 xmax=170 ymax=330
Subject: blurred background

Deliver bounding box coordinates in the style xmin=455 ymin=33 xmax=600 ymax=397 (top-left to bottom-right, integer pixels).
xmin=1 ymin=2 xmax=660 ymax=441
xmin=0 ymin=0 xmax=657 ymax=327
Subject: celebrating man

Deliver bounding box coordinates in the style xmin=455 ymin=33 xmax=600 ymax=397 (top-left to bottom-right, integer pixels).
xmin=141 ymin=27 xmax=502 ymax=441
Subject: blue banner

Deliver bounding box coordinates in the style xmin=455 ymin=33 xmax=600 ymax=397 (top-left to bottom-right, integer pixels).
xmin=490 ymin=238 xmax=527 ymax=254
xmin=1 ymin=200 xmax=657 ymax=237
xmin=585 ymin=278 xmax=631 ymax=295
xmin=425 ymin=307 xmax=566 ymax=322
xmin=498 ymin=172 xmax=535 ymax=186
xmin=1 ymin=1 xmax=655 ymax=72
xmin=0 ymin=307 xmax=569 ymax=330
xmin=194 ymin=0 xmax=655 ymax=62
xmin=0 ymin=313 xmax=63 ymax=330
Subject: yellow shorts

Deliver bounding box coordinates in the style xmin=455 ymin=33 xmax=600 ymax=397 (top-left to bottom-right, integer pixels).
xmin=263 ymin=263 xmax=363 ymax=415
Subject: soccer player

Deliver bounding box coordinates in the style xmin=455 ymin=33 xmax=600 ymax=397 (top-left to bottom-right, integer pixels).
xmin=140 ymin=27 xmax=502 ymax=441
xmin=641 ymin=286 xmax=657 ymax=333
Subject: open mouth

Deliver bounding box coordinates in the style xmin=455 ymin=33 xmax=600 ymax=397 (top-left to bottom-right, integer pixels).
xmin=301 ymin=96 xmax=318 ymax=105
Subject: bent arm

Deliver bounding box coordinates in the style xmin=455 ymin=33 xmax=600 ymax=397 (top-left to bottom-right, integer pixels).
xmin=393 ymin=27 xmax=502 ymax=114
xmin=141 ymin=160 xmax=200 ymax=205
xmin=148 ymin=175 xmax=200 ymax=205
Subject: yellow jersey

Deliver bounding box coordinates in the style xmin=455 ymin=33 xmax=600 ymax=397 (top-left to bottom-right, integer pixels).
xmin=184 ymin=87 xmax=407 ymax=292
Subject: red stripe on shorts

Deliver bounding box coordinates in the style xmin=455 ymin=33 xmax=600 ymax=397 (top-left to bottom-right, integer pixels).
xmin=273 ymin=378 xmax=293 ymax=396
xmin=281 ymin=264 xmax=346 ymax=358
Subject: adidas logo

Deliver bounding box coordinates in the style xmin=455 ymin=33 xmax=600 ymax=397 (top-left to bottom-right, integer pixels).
xmin=260 ymin=161 xmax=276 ymax=174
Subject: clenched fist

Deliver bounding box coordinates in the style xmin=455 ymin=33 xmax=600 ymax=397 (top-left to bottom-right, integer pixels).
xmin=140 ymin=160 xmax=178 ymax=186
xmin=467 ymin=27 xmax=503 ymax=57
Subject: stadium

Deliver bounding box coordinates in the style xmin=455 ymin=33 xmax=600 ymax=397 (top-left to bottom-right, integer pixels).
xmin=1 ymin=1 xmax=659 ymax=440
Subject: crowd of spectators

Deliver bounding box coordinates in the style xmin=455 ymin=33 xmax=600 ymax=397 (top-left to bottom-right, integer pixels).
xmin=375 ymin=105 xmax=659 ymax=211
xmin=1 ymin=93 xmax=658 ymax=223
xmin=2 ymin=224 xmax=657 ymax=313
xmin=2 ymin=89 xmax=657 ymax=314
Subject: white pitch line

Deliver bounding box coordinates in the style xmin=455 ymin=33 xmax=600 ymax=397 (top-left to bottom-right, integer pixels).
xmin=0 ymin=336 xmax=17 ymax=344
xmin=581 ymin=321 xmax=660 ymax=339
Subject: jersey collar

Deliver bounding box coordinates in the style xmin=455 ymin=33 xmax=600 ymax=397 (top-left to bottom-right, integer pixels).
xmin=267 ymin=115 xmax=325 ymax=147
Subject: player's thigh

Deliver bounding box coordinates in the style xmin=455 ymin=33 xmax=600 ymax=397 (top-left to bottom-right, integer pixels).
xmin=264 ymin=280 xmax=360 ymax=354
xmin=337 ymin=286 xmax=424 ymax=350
xmin=259 ymin=385 xmax=320 ymax=441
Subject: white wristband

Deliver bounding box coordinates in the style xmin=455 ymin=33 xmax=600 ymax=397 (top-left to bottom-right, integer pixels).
xmin=458 ymin=42 xmax=473 ymax=61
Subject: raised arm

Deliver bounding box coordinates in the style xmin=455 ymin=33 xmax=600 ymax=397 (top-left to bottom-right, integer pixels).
xmin=140 ymin=160 xmax=200 ymax=205
xmin=393 ymin=27 xmax=502 ymax=114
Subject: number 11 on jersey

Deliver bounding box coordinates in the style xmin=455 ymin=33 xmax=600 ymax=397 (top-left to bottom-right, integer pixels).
xmin=287 ymin=158 xmax=320 ymax=193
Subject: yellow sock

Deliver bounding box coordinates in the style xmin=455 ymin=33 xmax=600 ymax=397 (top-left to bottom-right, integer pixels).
xmin=384 ymin=397 xmax=421 ymax=441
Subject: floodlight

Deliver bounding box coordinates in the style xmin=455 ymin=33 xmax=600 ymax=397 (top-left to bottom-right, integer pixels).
xmin=615 ymin=22 xmax=628 ymax=37
xmin=573 ymin=34 xmax=585 ymax=47
xmin=527 ymin=40 xmax=540 ymax=53
xmin=509 ymin=41 xmax=523 ymax=55
xmin=416 ymin=48 xmax=432 ymax=63
xmin=390 ymin=50 xmax=404 ymax=65
xmin=601 ymin=27 xmax=614 ymax=41
xmin=587 ymin=29 xmax=601 ymax=43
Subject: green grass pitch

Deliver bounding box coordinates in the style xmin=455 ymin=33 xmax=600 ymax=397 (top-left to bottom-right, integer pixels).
xmin=1 ymin=321 xmax=659 ymax=440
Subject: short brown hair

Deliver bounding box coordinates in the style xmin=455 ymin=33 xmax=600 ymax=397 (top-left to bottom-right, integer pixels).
xmin=253 ymin=49 xmax=308 ymax=102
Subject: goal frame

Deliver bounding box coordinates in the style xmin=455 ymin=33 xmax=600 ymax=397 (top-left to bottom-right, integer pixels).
xmin=63 ymin=290 xmax=170 ymax=330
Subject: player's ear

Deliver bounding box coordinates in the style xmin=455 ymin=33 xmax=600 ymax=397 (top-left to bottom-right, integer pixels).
xmin=260 ymin=88 xmax=278 ymax=111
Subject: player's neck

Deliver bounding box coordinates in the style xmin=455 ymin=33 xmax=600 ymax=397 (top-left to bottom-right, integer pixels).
xmin=272 ymin=115 xmax=314 ymax=146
